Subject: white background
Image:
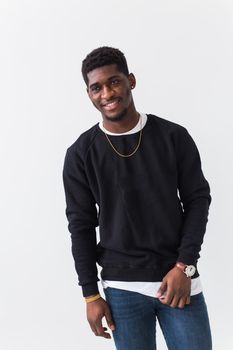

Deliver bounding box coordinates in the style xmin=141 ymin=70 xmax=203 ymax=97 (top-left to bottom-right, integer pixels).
xmin=1 ymin=1 xmax=232 ymax=349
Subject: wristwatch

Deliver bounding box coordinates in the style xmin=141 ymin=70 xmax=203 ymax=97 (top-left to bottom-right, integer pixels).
xmin=176 ymin=262 xmax=196 ymax=278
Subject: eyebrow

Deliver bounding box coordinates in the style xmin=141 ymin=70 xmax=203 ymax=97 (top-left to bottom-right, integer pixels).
xmin=89 ymin=75 xmax=121 ymax=89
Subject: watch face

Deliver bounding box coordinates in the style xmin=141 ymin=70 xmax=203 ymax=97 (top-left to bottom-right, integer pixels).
xmin=185 ymin=265 xmax=196 ymax=277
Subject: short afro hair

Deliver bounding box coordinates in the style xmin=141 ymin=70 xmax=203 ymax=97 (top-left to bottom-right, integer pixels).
xmin=81 ymin=46 xmax=129 ymax=85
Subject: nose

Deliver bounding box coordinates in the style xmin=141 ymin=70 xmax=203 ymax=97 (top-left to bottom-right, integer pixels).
xmin=101 ymin=84 xmax=114 ymax=100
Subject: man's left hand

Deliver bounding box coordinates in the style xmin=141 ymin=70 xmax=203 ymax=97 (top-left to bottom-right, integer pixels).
xmin=156 ymin=266 xmax=191 ymax=309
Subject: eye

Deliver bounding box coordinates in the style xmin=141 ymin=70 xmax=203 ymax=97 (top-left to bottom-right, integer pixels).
xmin=111 ymin=79 xmax=120 ymax=85
xmin=90 ymin=85 xmax=101 ymax=94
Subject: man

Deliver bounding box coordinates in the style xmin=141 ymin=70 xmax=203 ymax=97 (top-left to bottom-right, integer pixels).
xmin=63 ymin=46 xmax=212 ymax=349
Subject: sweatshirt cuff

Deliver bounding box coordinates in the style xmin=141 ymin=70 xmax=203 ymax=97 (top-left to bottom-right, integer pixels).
xmin=82 ymin=282 xmax=99 ymax=297
xmin=177 ymin=254 xmax=198 ymax=266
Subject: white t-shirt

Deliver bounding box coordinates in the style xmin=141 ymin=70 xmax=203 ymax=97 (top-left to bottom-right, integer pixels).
xmin=99 ymin=113 xmax=202 ymax=297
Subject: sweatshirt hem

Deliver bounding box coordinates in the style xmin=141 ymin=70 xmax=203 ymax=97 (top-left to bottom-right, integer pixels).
xmin=100 ymin=266 xmax=200 ymax=281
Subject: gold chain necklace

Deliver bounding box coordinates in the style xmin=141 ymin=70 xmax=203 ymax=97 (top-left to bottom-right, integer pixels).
xmin=102 ymin=114 xmax=143 ymax=158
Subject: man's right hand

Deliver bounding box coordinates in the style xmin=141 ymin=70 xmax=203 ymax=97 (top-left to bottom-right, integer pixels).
xmin=86 ymin=297 xmax=115 ymax=339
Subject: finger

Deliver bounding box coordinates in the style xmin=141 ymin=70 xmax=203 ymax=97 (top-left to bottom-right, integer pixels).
xmin=156 ymin=280 xmax=167 ymax=297
xmin=186 ymin=296 xmax=191 ymax=305
xmin=95 ymin=322 xmax=105 ymax=335
xmin=95 ymin=323 xmax=111 ymax=339
xmin=105 ymin=308 xmax=116 ymax=331
xmin=170 ymin=295 xmax=180 ymax=308
xmin=177 ymin=297 xmax=186 ymax=309
xmin=160 ymin=286 xmax=173 ymax=305
xmin=90 ymin=324 xmax=98 ymax=336
xmin=90 ymin=321 xmax=103 ymax=336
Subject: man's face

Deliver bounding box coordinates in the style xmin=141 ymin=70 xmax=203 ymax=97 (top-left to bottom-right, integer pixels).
xmin=86 ymin=64 xmax=136 ymax=122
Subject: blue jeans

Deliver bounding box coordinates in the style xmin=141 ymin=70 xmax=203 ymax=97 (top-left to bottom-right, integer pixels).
xmin=104 ymin=287 xmax=212 ymax=350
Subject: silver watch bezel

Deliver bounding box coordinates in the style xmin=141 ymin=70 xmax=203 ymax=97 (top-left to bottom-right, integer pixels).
xmin=184 ymin=265 xmax=196 ymax=277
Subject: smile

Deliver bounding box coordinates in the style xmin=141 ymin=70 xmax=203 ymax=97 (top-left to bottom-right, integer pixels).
xmin=102 ymin=99 xmax=121 ymax=111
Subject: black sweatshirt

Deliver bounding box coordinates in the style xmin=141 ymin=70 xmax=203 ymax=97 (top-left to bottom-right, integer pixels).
xmin=62 ymin=114 xmax=211 ymax=297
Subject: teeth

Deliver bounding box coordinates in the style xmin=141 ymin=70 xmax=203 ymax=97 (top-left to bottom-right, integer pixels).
xmin=106 ymin=100 xmax=118 ymax=106
xmin=102 ymin=99 xmax=121 ymax=111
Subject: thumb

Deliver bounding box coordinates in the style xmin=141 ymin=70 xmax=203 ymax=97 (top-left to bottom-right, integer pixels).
xmin=105 ymin=306 xmax=115 ymax=331
xmin=156 ymin=279 xmax=167 ymax=298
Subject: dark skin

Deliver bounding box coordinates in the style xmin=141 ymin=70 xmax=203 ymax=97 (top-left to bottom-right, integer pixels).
xmin=156 ymin=266 xmax=191 ymax=308
xmin=86 ymin=64 xmax=139 ymax=133
xmin=85 ymin=64 xmax=191 ymax=339
xmin=86 ymin=297 xmax=115 ymax=339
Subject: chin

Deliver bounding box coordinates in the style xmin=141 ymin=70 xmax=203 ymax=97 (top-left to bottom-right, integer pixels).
xmin=104 ymin=108 xmax=128 ymax=123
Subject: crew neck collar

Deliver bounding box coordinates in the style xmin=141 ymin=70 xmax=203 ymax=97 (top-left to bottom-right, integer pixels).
xmin=98 ymin=113 xmax=148 ymax=136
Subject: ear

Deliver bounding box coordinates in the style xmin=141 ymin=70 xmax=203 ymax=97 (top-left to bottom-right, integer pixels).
xmin=128 ymin=73 xmax=136 ymax=90
xmin=86 ymin=87 xmax=91 ymax=98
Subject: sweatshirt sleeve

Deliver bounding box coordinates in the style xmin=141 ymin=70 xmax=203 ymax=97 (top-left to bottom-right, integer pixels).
xmin=174 ymin=127 xmax=211 ymax=266
xmin=62 ymin=145 xmax=99 ymax=297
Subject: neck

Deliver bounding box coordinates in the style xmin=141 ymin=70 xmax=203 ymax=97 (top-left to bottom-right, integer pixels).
xmin=102 ymin=106 xmax=140 ymax=134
